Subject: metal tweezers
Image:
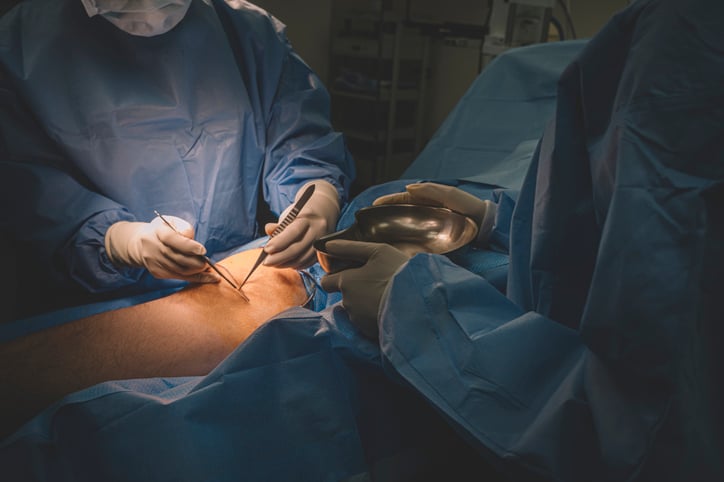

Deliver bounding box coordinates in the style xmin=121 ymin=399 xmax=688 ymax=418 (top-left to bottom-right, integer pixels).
xmin=236 ymin=183 xmax=316 ymax=291
xmin=153 ymin=210 xmax=246 ymax=299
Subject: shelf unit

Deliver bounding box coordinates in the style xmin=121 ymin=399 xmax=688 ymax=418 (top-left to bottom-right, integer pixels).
xmin=329 ymin=2 xmax=430 ymax=193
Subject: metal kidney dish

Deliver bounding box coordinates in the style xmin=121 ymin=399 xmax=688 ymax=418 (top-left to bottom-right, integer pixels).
xmin=315 ymin=204 xmax=479 ymax=273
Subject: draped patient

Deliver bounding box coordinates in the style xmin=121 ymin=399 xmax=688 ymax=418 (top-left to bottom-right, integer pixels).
xmin=0 ymin=248 xmax=309 ymax=437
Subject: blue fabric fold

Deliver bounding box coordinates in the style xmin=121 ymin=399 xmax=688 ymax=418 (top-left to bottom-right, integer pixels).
xmin=0 ymin=0 xmax=354 ymax=315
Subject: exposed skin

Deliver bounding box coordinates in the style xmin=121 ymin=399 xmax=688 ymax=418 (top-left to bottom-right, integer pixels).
xmin=0 ymin=248 xmax=308 ymax=438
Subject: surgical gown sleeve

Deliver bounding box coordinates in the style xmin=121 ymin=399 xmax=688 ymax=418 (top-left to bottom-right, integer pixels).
xmin=220 ymin=3 xmax=354 ymax=214
xmin=376 ymin=0 xmax=724 ymax=480
xmin=263 ymin=47 xmax=354 ymax=213
xmin=0 ymin=0 xmax=355 ymax=303
xmin=0 ymin=74 xmax=143 ymax=295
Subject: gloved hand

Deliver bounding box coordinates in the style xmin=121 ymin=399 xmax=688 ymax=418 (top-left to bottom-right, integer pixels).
xmin=263 ymin=180 xmax=341 ymax=269
xmin=320 ymin=240 xmax=410 ymax=339
xmin=105 ymin=216 xmax=219 ymax=283
xmin=373 ymin=182 xmax=497 ymax=246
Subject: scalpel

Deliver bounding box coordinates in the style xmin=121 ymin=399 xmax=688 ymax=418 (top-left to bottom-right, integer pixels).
xmin=237 ymin=183 xmax=316 ymax=290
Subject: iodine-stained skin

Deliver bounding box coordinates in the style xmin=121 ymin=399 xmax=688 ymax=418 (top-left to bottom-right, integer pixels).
xmin=0 ymin=248 xmax=308 ymax=437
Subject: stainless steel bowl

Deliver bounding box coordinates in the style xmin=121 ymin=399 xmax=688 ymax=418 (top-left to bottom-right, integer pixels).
xmin=315 ymin=204 xmax=479 ymax=272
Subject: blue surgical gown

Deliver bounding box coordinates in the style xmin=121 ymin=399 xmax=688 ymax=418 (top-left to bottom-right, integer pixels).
xmin=381 ymin=0 xmax=724 ymax=480
xmin=1 ymin=1 xmax=722 ymax=481
xmin=0 ymin=0 xmax=354 ymax=314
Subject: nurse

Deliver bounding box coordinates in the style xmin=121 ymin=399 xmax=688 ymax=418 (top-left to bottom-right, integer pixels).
xmin=322 ymin=0 xmax=724 ymax=480
xmin=0 ymin=0 xmax=354 ymax=315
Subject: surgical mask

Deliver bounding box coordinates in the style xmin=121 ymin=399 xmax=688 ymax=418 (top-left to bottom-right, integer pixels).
xmin=80 ymin=0 xmax=193 ymax=37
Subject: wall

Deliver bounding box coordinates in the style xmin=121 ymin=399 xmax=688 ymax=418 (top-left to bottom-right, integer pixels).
xmin=415 ymin=0 xmax=630 ymax=143
xmin=251 ymin=0 xmax=332 ymax=82
xmin=407 ymin=0 xmax=490 ymax=143
xmin=568 ymin=0 xmax=630 ymax=39
xmin=249 ymin=0 xmax=629 ymax=151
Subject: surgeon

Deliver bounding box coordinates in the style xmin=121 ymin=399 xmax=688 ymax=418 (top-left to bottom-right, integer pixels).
xmin=322 ymin=0 xmax=724 ymax=480
xmin=0 ymin=0 xmax=354 ymax=316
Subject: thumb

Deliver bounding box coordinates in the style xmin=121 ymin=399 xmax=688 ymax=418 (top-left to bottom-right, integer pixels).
xmin=324 ymin=240 xmax=384 ymax=263
xmin=403 ymin=183 xmax=448 ymax=206
xmin=320 ymin=271 xmax=342 ymax=293
xmin=264 ymin=222 xmax=278 ymax=237
xmin=159 ymin=215 xmax=195 ymax=238
xmin=187 ymin=271 xmax=221 ymax=284
xmin=372 ymin=191 xmax=413 ymax=206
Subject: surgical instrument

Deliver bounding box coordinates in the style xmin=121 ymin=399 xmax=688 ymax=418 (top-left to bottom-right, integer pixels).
xmin=237 ymin=183 xmax=316 ymax=290
xmin=153 ymin=210 xmax=243 ymax=293
xmin=314 ymin=204 xmax=478 ymax=273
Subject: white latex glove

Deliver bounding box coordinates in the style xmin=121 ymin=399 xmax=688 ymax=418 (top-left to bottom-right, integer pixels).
xmin=105 ymin=216 xmax=219 ymax=283
xmin=373 ymin=183 xmax=497 ymax=246
xmin=263 ymin=180 xmax=341 ymax=269
xmin=320 ymin=240 xmax=410 ymax=339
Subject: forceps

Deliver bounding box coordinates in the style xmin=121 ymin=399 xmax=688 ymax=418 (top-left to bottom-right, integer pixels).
xmin=153 ymin=210 xmax=243 ymax=295
xmin=237 ymin=183 xmax=316 ymax=291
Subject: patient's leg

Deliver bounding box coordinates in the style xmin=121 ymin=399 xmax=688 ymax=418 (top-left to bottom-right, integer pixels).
xmin=0 ymin=248 xmax=308 ymax=437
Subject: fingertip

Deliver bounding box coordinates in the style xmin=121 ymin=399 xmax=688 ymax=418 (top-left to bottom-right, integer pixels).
xmin=261 ymin=250 xmax=276 ymax=266
xmin=320 ymin=274 xmax=338 ymax=292
xmin=261 ymin=242 xmax=279 ymax=257
xmin=372 ymin=193 xmax=397 ymax=206
xmin=198 ymin=274 xmax=220 ymax=284
xmin=405 ymin=183 xmax=427 ymax=195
